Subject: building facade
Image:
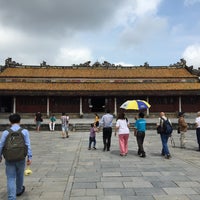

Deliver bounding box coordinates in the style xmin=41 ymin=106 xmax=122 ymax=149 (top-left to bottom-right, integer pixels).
xmin=0 ymin=59 xmax=200 ymax=117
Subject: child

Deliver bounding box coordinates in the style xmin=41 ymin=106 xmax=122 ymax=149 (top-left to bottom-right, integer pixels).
xmin=88 ymin=123 xmax=98 ymax=150
xmin=49 ymin=114 xmax=56 ymax=131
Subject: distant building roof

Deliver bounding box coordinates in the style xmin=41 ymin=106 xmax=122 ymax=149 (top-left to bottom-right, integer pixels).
xmin=0 ymin=65 xmax=199 ymax=96
xmin=0 ymin=66 xmax=196 ymax=78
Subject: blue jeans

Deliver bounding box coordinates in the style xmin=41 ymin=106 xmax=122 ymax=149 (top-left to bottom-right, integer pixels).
xmin=89 ymin=136 xmax=96 ymax=148
xmin=5 ymin=159 xmax=25 ymax=200
xmin=160 ymin=134 xmax=170 ymax=155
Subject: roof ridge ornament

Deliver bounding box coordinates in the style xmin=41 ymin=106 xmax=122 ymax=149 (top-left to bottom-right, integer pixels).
xmin=5 ymin=57 xmax=22 ymax=68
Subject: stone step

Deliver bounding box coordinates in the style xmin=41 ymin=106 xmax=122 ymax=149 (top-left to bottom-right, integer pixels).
xmin=0 ymin=122 xmax=196 ymax=132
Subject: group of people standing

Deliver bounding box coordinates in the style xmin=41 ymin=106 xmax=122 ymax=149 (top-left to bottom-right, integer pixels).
xmin=35 ymin=110 xmax=200 ymax=158
xmin=88 ymin=110 xmax=147 ymax=158
xmin=89 ymin=110 xmax=200 ymax=160
xmin=34 ymin=112 xmax=70 ymax=138
xmin=157 ymin=111 xmax=200 ymax=158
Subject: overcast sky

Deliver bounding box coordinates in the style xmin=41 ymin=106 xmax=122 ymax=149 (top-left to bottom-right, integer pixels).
xmin=0 ymin=0 xmax=200 ymax=68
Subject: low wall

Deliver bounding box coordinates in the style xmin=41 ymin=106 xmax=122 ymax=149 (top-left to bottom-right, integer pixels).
xmin=0 ymin=122 xmax=196 ymax=132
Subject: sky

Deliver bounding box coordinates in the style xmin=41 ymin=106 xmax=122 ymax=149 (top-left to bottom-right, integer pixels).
xmin=0 ymin=0 xmax=200 ymax=68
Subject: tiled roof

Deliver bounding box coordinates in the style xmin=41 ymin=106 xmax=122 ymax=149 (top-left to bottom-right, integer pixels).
xmin=0 ymin=82 xmax=200 ymax=91
xmin=0 ymin=66 xmax=199 ymax=93
xmin=0 ymin=67 xmax=196 ymax=78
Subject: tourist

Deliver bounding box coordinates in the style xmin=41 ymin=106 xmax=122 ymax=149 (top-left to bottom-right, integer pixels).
xmin=88 ymin=123 xmax=98 ymax=150
xmin=0 ymin=113 xmax=32 ymax=199
xmin=157 ymin=112 xmax=172 ymax=159
xmin=115 ymin=112 xmax=130 ymax=156
xmin=195 ymin=111 xmax=200 ymax=151
xmin=134 ymin=112 xmax=146 ymax=158
xmin=60 ymin=112 xmax=69 ymax=138
xmin=178 ymin=112 xmax=188 ymax=148
xmin=99 ymin=109 xmax=114 ymax=151
xmin=49 ymin=114 xmax=56 ymax=131
xmin=94 ymin=113 xmax=99 ymax=127
xmin=35 ymin=112 xmax=43 ymax=132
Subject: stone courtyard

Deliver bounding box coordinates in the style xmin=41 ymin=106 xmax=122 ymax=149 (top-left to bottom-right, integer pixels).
xmin=0 ymin=122 xmax=200 ymax=200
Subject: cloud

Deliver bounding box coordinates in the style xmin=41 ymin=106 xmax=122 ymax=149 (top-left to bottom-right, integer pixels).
xmin=134 ymin=0 xmax=162 ymax=17
xmin=0 ymin=0 xmax=199 ymax=68
xmin=0 ymin=0 xmax=123 ymax=36
xmin=114 ymin=62 xmax=134 ymax=66
xmin=54 ymin=47 xmax=92 ymax=66
xmin=113 ymin=0 xmax=166 ymax=48
xmin=119 ymin=16 xmax=167 ymax=47
xmin=182 ymin=44 xmax=200 ymax=69
xmin=184 ymin=0 xmax=200 ymax=6
xmin=111 ymin=0 xmax=163 ymax=28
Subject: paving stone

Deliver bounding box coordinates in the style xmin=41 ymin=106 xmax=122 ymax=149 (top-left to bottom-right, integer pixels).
xmin=97 ymin=181 xmax=124 ymax=189
xmin=151 ymin=180 xmax=177 ymax=188
xmin=0 ymin=123 xmax=200 ymax=200
xmin=175 ymin=181 xmax=200 ymax=187
xmin=86 ymin=188 xmax=104 ymax=196
xmin=163 ymin=187 xmax=197 ymax=195
xmin=187 ymin=194 xmax=200 ymax=200
xmin=72 ymin=182 xmax=96 ymax=189
xmin=134 ymin=187 xmax=166 ymax=195
xmin=121 ymin=196 xmax=154 ymax=200
xmin=153 ymin=194 xmax=190 ymax=200
xmin=103 ymin=172 xmax=122 ymax=177
xmin=70 ymin=189 xmax=86 ymax=196
xmin=104 ymin=188 xmax=135 ymax=196
xmin=124 ymin=181 xmax=153 ymax=188
xmin=97 ymin=196 xmax=122 ymax=200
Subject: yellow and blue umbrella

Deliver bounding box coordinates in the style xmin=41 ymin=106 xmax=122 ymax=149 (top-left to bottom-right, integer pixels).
xmin=120 ymin=100 xmax=151 ymax=110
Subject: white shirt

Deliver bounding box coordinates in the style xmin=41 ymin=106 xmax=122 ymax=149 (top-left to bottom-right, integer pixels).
xmin=195 ymin=116 xmax=200 ymax=128
xmin=116 ymin=119 xmax=130 ymax=134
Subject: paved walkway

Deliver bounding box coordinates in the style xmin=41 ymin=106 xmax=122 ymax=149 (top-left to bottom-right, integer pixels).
xmin=0 ymin=126 xmax=200 ymax=200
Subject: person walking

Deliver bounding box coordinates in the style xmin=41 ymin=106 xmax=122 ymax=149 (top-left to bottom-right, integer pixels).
xmin=195 ymin=111 xmax=200 ymax=151
xmin=49 ymin=114 xmax=56 ymax=131
xmin=94 ymin=113 xmax=99 ymax=127
xmin=115 ymin=112 xmax=130 ymax=156
xmin=134 ymin=112 xmax=146 ymax=158
xmin=88 ymin=123 xmax=98 ymax=150
xmin=178 ymin=112 xmax=188 ymax=148
xmin=0 ymin=113 xmax=32 ymax=200
xmin=35 ymin=111 xmax=43 ymax=132
xmin=157 ymin=112 xmax=172 ymax=159
xmin=60 ymin=112 xmax=69 ymax=138
xmin=99 ymin=109 xmax=114 ymax=151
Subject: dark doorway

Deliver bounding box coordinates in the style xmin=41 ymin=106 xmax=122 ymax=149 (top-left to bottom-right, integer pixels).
xmin=91 ymin=97 xmax=105 ymax=112
xmin=0 ymin=96 xmax=12 ymax=112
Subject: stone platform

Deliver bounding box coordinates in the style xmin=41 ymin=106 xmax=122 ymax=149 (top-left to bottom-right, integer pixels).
xmin=0 ymin=127 xmax=200 ymax=199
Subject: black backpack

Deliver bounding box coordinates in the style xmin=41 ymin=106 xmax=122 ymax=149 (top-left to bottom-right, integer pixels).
xmin=162 ymin=118 xmax=173 ymax=135
xmin=2 ymin=128 xmax=28 ymax=161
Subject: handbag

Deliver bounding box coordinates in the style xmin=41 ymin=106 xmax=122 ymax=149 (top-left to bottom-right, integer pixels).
xmin=157 ymin=125 xmax=162 ymax=134
xmin=133 ymin=128 xmax=137 ymax=136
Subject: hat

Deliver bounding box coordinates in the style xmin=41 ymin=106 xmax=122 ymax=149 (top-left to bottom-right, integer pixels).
xmin=178 ymin=112 xmax=185 ymax=117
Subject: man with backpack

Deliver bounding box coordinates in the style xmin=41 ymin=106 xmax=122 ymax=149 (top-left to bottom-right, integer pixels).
xmin=157 ymin=112 xmax=173 ymax=159
xmin=0 ymin=113 xmax=32 ymax=200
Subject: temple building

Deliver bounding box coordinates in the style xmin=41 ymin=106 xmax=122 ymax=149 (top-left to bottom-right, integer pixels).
xmin=0 ymin=58 xmax=200 ymax=117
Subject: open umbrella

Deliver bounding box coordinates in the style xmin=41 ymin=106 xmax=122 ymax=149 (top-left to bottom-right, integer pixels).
xmin=120 ymin=100 xmax=151 ymax=110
